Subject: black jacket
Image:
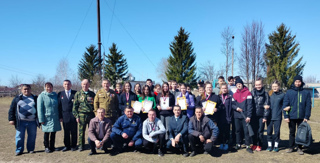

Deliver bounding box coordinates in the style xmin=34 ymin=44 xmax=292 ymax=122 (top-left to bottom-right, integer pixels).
xmin=156 ymin=92 xmax=175 ymax=116
xmin=188 ymin=115 xmax=219 ymax=142
xmin=251 ymin=87 xmax=270 ymax=118
xmin=119 ymin=91 xmax=138 ymax=114
xmin=269 ymin=91 xmax=285 ymax=121
xmin=168 ymin=114 xmax=188 ymax=139
xmin=58 ymin=90 xmax=77 ymax=123
xmin=8 ymin=94 xmax=39 ymax=129
xmin=195 ymin=93 xmax=222 ymax=122
xmin=219 ymin=94 xmax=233 ymax=124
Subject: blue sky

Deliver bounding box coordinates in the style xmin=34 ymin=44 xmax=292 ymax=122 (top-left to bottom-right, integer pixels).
xmin=1 ymin=0 xmax=319 ymax=86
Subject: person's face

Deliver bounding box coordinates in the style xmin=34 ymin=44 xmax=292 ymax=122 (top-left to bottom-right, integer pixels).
xmin=155 ymin=86 xmax=161 ymax=93
xmin=195 ymin=109 xmax=203 ymax=119
xmin=294 ymin=80 xmax=302 ymax=88
xmin=255 ymin=81 xmax=262 ymax=90
xmin=186 ymin=86 xmax=191 ymax=92
xmin=125 ymin=108 xmax=133 ymax=118
xmin=125 ymin=83 xmax=130 ymax=92
xmin=180 ymin=85 xmax=186 ymax=94
xmin=163 ymin=84 xmax=169 ymax=92
xmin=172 ymin=82 xmax=177 ymax=89
xmin=199 ymin=88 xmax=204 ymax=94
xmin=45 ymin=84 xmax=53 ymax=93
xmin=205 ymin=84 xmax=212 ymax=94
xmin=228 ymin=79 xmax=234 ymax=86
xmin=236 ymin=83 xmax=243 ymax=90
xmin=97 ymin=109 xmax=105 ymax=120
xmin=218 ymin=78 xmax=224 ymax=84
xmin=21 ymin=86 xmax=31 ymax=96
xmin=81 ymin=80 xmax=90 ymax=91
xmin=143 ymin=86 xmax=149 ymax=95
xmin=102 ymin=81 xmax=110 ymax=90
xmin=116 ymin=84 xmax=121 ymax=91
xmin=221 ymin=85 xmax=228 ymax=94
xmin=173 ymin=107 xmax=181 ymax=117
xmin=168 ymin=82 xmax=172 ymax=87
xmin=63 ymin=81 xmax=72 ymax=91
xmin=148 ymin=111 xmax=156 ymax=122
xmin=146 ymin=81 xmax=152 ymax=87
xmin=135 ymin=85 xmax=141 ymax=92
xmin=272 ymin=84 xmax=279 ymax=92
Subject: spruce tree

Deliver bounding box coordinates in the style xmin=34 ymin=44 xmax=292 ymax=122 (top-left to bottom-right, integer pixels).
xmin=78 ymin=45 xmax=102 ymax=82
xmin=104 ymin=43 xmax=128 ymax=88
xmin=165 ymin=27 xmax=198 ymax=86
xmin=265 ymin=23 xmax=305 ymax=88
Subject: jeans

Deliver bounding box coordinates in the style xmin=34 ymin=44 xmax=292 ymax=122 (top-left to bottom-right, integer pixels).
xmin=252 ymin=116 xmax=265 ymax=146
xmin=15 ymin=120 xmax=37 ymax=153
xmin=267 ymin=120 xmax=281 ymax=143
xmin=110 ymin=132 xmax=143 ymax=150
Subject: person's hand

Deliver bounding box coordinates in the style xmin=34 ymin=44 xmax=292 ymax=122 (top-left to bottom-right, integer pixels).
xmin=128 ymin=140 xmax=134 ymax=147
xmin=202 ymin=107 xmax=206 ymax=111
xmin=76 ymin=118 xmax=80 ymax=123
xmin=171 ymin=139 xmax=175 ymax=147
xmin=206 ymin=139 xmax=212 ymax=144
xmin=213 ymin=108 xmax=217 ymax=112
xmin=9 ymin=121 xmax=15 ymax=125
xmin=60 ymin=118 xmax=63 ymax=122
xmin=174 ymin=134 xmax=181 ymax=143
xmin=264 ymin=105 xmax=270 ymax=110
xmin=199 ymin=135 xmax=205 ymax=142
xmin=304 ymin=119 xmax=308 ymax=122
xmin=236 ymin=108 xmax=243 ymax=112
xmin=95 ymin=140 xmax=101 ymax=148
xmin=157 ymin=105 xmax=161 ymax=111
xmin=167 ymin=107 xmax=172 ymax=110
xmin=122 ymin=133 xmax=129 ymax=139
xmin=141 ymin=108 xmax=145 ymax=112
xmin=283 ymin=106 xmax=290 ymax=112
xmin=262 ymin=119 xmax=267 ymax=123
xmin=246 ymin=117 xmax=250 ymax=123
xmin=284 ymin=118 xmax=290 ymax=123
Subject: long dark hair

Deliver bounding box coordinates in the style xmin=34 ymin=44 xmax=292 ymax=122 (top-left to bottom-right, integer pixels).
xmin=134 ymin=83 xmax=142 ymax=95
xmin=140 ymin=85 xmax=151 ymax=99
xmin=161 ymin=82 xmax=169 ymax=97
xmin=122 ymin=81 xmax=132 ymax=94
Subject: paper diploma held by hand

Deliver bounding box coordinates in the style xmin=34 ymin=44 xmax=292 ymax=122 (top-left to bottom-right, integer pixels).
xmin=204 ymin=100 xmax=217 ymax=115
xmin=132 ymin=101 xmax=142 ymax=114
xmin=177 ymin=97 xmax=187 ymax=110
xmin=143 ymin=100 xmax=153 ymax=113
xmin=160 ymin=97 xmax=169 ymax=110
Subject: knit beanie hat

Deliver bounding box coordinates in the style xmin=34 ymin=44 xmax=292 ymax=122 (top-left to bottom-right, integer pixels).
xmin=235 ymin=78 xmax=244 ymax=86
xmin=293 ymin=75 xmax=303 ymax=83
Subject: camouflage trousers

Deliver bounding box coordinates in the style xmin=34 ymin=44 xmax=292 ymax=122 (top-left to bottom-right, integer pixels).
xmin=78 ymin=112 xmax=95 ymax=148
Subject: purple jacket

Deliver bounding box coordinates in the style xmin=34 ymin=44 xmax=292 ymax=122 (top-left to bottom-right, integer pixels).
xmin=175 ymin=91 xmax=195 ymax=118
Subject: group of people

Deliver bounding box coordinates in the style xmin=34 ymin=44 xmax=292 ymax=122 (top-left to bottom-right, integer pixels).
xmin=8 ymin=75 xmax=312 ymax=157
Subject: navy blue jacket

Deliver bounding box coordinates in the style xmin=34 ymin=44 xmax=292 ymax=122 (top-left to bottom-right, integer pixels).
xmin=58 ymin=90 xmax=77 ymax=123
xmin=269 ymin=91 xmax=285 ymax=121
xmin=188 ymin=115 xmax=219 ymax=142
xmin=112 ymin=114 xmax=142 ymax=141
xmin=195 ymin=92 xmax=223 ymax=122
xmin=219 ymin=94 xmax=233 ymax=124
xmin=283 ymin=83 xmax=312 ymax=120
xmin=119 ymin=91 xmax=138 ymax=115
xmin=168 ymin=114 xmax=188 ymax=139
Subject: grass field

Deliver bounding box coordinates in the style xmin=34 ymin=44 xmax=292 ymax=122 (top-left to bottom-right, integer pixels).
xmin=0 ymin=97 xmax=319 ymax=163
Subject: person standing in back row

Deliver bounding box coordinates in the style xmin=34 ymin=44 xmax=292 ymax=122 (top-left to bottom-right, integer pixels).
xmin=283 ymin=75 xmax=311 ymax=155
xmin=119 ymin=82 xmax=138 ymax=115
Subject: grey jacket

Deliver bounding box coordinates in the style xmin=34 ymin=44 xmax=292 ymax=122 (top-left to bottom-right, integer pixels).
xmin=142 ymin=118 xmax=165 ymax=143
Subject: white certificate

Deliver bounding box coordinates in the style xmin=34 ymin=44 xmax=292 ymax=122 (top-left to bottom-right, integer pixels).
xmin=132 ymin=101 xmax=142 ymax=114
xmin=177 ymin=97 xmax=187 ymax=110
xmin=160 ymin=97 xmax=169 ymax=110
xmin=204 ymin=100 xmax=217 ymax=115
xmin=143 ymin=100 xmax=153 ymax=113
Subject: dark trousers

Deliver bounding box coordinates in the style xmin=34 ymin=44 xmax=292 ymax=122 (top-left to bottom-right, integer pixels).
xmin=88 ymin=137 xmax=111 ymax=152
xmin=110 ymin=132 xmax=143 ymax=150
xmin=143 ymin=134 xmax=165 ymax=151
xmin=44 ymin=132 xmax=56 ymax=150
xmin=138 ymin=113 xmax=148 ymax=122
xmin=218 ymin=122 xmax=230 ymax=144
xmin=267 ymin=120 xmax=281 ymax=143
xmin=166 ymin=134 xmax=189 ymax=152
xmin=288 ymin=119 xmax=303 ymax=149
xmin=234 ymin=118 xmax=251 ymax=146
xmin=252 ymin=116 xmax=265 ymax=146
xmin=231 ymin=118 xmax=237 ymax=145
xmin=188 ymin=134 xmax=213 ymax=152
xmin=63 ymin=120 xmax=77 ymax=148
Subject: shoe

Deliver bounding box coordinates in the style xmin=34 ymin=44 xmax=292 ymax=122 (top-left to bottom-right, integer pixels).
xmin=15 ymin=152 xmax=22 ymax=156
xmin=45 ymin=148 xmax=52 ymax=153
xmin=183 ymin=152 xmax=189 ymax=157
xmin=297 ymin=148 xmax=304 ymax=155
xmin=219 ymin=144 xmax=224 ymax=150
xmin=62 ymin=147 xmax=70 ymax=152
xmin=78 ymin=147 xmax=83 ymax=152
xmin=104 ymin=149 xmax=109 ymax=154
xmin=189 ymin=151 xmax=196 ymax=157
xmin=110 ymin=149 xmax=120 ymax=156
xmin=223 ymin=144 xmax=229 ymax=151
xmin=256 ymin=146 xmax=262 ymax=151
xmin=273 ymin=147 xmax=279 ymax=152
xmin=71 ymin=148 xmax=77 ymax=151
xmin=88 ymin=150 xmax=97 ymax=156
xmin=28 ymin=151 xmax=35 ymax=154
xmin=266 ymin=147 xmax=272 ymax=152
xmin=286 ymin=148 xmax=293 ymax=153
xmin=158 ymin=149 xmax=164 ymax=157
xmin=246 ymin=147 xmax=253 ymax=153
xmin=251 ymin=145 xmax=257 ymax=151
xmin=235 ymin=144 xmax=241 ymax=150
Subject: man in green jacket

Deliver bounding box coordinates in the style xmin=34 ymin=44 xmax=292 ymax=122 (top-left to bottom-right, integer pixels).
xmin=72 ymin=79 xmax=95 ymax=151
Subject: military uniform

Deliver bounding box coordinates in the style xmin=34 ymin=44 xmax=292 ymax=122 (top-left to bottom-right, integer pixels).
xmin=72 ymin=90 xmax=95 ymax=149
xmin=94 ymin=89 xmax=119 ymax=123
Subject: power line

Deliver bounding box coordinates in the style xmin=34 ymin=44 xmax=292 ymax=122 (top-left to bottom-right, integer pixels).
xmin=0 ymin=66 xmax=35 ymax=77
xmin=106 ymin=0 xmax=116 ymax=46
xmin=65 ymin=0 xmax=94 ymax=58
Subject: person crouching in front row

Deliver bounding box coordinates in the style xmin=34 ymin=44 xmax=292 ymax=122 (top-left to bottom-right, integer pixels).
xmin=188 ymin=107 xmax=219 ymax=157
xmin=87 ymin=108 xmax=112 ymax=156
xmin=142 ymin=110 xmax=166 ymax=156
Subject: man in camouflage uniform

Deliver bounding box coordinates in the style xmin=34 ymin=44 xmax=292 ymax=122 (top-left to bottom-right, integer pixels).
xmin=94 ymin=79 xmax=119 ymax=124
xmin=72 ymin=79 xmax=95 ymax=151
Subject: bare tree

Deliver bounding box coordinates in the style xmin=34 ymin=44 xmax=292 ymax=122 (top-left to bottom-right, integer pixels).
xmin=157 ymin=58 xmax=168 ymax=82
xmin=53 ymin=57 xmax=73 ymax=86
xmin=221 ymin=26 xmax=234 ymax=79
xmin=239 ymin=26 xmax=251 ymax=86
xmin=32 ymin=74 xmax=46 ymax=95
xmin=71 ymin=73 xmax=81 ymax=91
xmin=304 ymin=75 xmax=317 ymax=83
xmin=199 ymin=61 xmax=216 ymax=83
xmin=9 ymin=75 xmax=23 ymax=95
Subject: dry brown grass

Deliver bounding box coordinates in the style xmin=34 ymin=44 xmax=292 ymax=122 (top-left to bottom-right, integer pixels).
xmin=0 ymin=97 xmax=319 ymax=163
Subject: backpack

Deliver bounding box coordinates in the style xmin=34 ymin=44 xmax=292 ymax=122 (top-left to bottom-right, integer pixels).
xmin=295 ymin=122 xmax=312 ymax=147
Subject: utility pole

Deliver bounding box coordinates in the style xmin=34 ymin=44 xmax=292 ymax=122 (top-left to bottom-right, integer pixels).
xmin=97 ymin=0 xmax=102 ymax=78
xmin=232 ymin=35 xmax=234 ymax=76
